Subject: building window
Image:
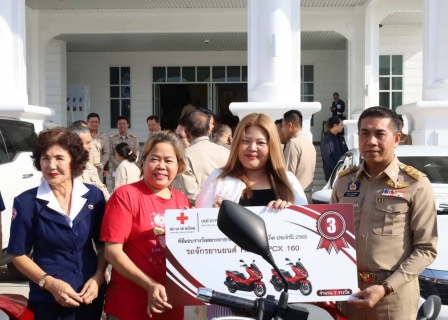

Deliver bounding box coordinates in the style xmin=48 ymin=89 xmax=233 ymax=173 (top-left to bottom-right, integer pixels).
xmin=379 ymin=55 xmax=403 ymax=111
xmin=110 ymin=67 xmax=131 ymax=128
xmin=301 ymin=65 xmax=314 ymax=102
xmin=152 ymin=66 xmax=247 ymax=83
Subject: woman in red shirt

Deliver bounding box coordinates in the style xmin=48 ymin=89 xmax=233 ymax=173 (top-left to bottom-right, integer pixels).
xmin=100 ymin=131 xmax=189 ymax=320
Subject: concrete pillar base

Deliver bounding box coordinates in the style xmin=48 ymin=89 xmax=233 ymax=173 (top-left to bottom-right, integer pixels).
xmin=230 ymin=101 xmax=321 ymax=142
xmin=397 ymin=101 xmax=448 ymax=147
xmin=0 ymin=103 xmax=54 ymax=132
xmin=343 ymin=120 xmax=359 ymax=150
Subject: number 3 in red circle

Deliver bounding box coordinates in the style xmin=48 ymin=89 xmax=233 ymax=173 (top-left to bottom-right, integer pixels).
xmin=317 ymin=211 xmax=346 ymax=241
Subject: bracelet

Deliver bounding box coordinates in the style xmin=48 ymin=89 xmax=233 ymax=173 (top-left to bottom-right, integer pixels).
xmin=381 ymin=281 xmax=393 ymax=296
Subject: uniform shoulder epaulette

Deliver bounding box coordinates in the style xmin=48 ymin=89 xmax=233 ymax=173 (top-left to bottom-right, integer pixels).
xmin=338 ymin=165 xmax=358 ymax=178
xmin=100 ymin=132 xmax=107 ymax=136
xmin=110 ymin=134 xmax=119 ymax=138
xmin=129 ymin=134 xmax=136 ymax=138
xmin=401 ymin=165 xmax=426 ymax=180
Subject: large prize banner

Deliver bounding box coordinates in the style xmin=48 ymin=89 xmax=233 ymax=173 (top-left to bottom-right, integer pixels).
xmin=165 ymin=204 xmax=357 ymax=306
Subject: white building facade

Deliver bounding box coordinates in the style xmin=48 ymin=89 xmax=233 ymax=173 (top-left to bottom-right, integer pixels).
xmin=1 ymin=0 xmax=447 ymax=146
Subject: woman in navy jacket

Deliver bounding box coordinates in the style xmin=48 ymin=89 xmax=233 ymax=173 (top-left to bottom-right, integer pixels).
xmin=7 ymin=127 xmax=107 ymax=320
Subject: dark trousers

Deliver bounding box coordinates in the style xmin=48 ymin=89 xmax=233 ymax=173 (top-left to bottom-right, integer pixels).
xmin=30 ymin=284 xmax=106 ymax=320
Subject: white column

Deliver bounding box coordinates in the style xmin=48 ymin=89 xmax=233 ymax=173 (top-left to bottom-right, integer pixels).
xmin=0 ymin=0 xmax=28 ymax=106
xmin=423 ymin=0 xmax=448 ymax=101
xmin=231 ymin=0 xmax=321 ymax=141
xmin=397 ymin=0 xmax=448 ymax=146
xmin=0 ymin=0 xmax=52 ymax=131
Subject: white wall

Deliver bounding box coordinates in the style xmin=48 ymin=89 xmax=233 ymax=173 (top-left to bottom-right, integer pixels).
xmin=46 ymin=39 xmax=67 ymax=125
xmin=302 ymin=50 xmax=348 ymax=141
xmin=67 ymin=51 xmax=246 ymax=142
xmin=379 ymin=25 xmax=423 ymax=105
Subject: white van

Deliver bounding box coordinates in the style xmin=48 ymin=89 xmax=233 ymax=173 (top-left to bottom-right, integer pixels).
xmin=0 ymin=117 xmax=42 ymax=278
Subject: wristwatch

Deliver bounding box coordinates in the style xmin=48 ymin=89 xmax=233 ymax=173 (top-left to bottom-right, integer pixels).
xmin=38 ymin=274 xmax=48 ymax=289
xmin=381 ymin=281 xmax=393 ymax=296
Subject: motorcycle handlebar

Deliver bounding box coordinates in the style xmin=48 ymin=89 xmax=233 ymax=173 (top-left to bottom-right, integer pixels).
xmin=197 ymin=288 xmax=255 ymax=312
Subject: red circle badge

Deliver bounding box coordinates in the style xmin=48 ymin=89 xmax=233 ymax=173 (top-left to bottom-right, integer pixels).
xmin=316 ymin=211 xmax=348 ymax=254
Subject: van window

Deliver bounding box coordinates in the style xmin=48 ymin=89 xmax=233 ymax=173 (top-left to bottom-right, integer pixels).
xmin=0 ymin=131 xmax=15 ymax=164
xmin=0 ymin=121 xmax=35 ymax=152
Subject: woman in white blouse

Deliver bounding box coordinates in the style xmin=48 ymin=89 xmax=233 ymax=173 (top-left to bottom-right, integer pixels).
xmin=113 ymin=142 xmax=141 ymax=191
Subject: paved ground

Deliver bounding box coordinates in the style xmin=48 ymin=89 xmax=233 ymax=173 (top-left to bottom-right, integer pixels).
xmin=0 ymin=266 xmax=197 ymax=319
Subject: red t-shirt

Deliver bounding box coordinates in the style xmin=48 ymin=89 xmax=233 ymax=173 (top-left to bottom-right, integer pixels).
xmin=100 ymin=180 xmax=190 ymax=320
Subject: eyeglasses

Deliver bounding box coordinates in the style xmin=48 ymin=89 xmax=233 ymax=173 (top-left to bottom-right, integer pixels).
xmin=176 ymin=134 xmax=187 ymax=140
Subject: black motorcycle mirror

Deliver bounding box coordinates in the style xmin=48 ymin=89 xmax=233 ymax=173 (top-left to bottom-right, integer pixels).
xmin=218 ymin=200 xmax=290 ymax=316
xmin=239 ymin=259 xmax=244 ymax=263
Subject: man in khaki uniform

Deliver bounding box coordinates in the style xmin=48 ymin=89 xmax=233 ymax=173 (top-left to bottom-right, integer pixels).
xmin=172 ymin=110 xmax=230 ymax=205
xmin=282 ymin=110 xmax=316 ymax=203
xmin=109 ymin=116 xmax=139 ymax=190
xmin=87 ymin=113 xmax=110 ymax=180
xmin=69 ymin=124 xmax=110 ymax=201
xmin=213 ymin=124 xmax=232 ymax=150
xmin=331 ymin=107 xmax=437 ymax=320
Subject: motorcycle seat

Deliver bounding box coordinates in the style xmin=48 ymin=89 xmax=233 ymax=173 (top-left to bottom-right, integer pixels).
xmin=279 ymin=269 xmax=292 ymax=278
xmin=227 ymin=271 xmax=246 ymax=279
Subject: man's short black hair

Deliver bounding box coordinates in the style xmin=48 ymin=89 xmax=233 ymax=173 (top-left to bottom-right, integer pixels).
xmin=185 ymin=110 xmax=211 ymax=138
xmin=358 ymin=106 xmax=401 ymax=134
xmin=328 ymin=116 xmax=342 ymax=129
xmin=274 ymin=119 xmax=283 ymax=125
xmin=333 ymin=92 xmax=339 ymax=97
xmin=283 ymin=110 xmax=303 ymax=128
xmin=147 ymin=115 xmax=159 ymax=123
xmin=117 ymin=116 xmax=128 ymax=123
xmin=87 ymin=113 xmax=100 ymax=121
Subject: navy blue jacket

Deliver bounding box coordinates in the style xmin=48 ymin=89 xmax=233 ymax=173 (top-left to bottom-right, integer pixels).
xmin=331 ymin=99 xmax=345 ymax=117
xmin=320 ymin=132 xmax=349 ymax=181
xmin=7 ymin=180 xmax=105 ymax=303
xmin=0 ymin=192 xmax=4 ymax=212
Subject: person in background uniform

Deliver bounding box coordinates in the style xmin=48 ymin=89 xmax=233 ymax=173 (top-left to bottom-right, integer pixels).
xmin=398 ymin=116 xmax=412 ymax=145
xmin=330 ymin=92 xmax=345 ymax=118
xmin=213 ymin=124 xmax=232 ymax=150
xmin=87 ymin=113 xmax=110 ymax=181
xmin=282 ymin=110 xmax=316 ymax=203
xmin=7 ymin=127 xmax=107 ymax=320
xmin=69 ymin=125 xmax=110 ymax=201
xmin=147 ymin=116 xmax=161 ymax=138
xmin=100 ymin=131 xmax=190 ymax=320
xmin=175 ymin=116 xmax=190 ymax=149
xmin=275 ymin=119 xmax=287 ymax=150
xmin=179 ymin=99 xmax=197 ymax=119
xmin=320 ymin=116 xmax=348 ymax=182
xmin=331 ymin=107 xmax=437 ymax=320
xmin=171 ymin=110 xmax=230 ymax=205
xmin=0 ymin=191 xmax=4 ymax=261
xmin=113 ymin=143 xmax=141 ymax=191
xmin=109 ymin=116 xmax=139 ymax=190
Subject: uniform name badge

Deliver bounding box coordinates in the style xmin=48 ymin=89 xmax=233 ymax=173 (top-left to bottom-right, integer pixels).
xmin=165 ymin=204 xmax=358 ymax=306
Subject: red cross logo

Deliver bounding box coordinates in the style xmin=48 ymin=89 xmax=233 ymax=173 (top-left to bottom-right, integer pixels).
xmin=176 ymin=212 xmax=189 ymax=224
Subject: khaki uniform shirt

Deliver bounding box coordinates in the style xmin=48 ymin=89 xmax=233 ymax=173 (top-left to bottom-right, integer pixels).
xmin=399 ymin=133 xmax=412 ymax=145
xmin=109 ymin=133 xmax=139 ymax=171
xmin=77 ymin=162 xmax=110 ymax=201
xmin=283 ymin=131 xmax=316 ymax=192
xmin=89 ymin=132 xmax=110 ymax=170
xmin=114 ymin=160 xmax=141 ymax=191
xmin=215 ymin=141 xmax=231 ymax=150
xmin=172 ymin=136 xmax=230 ymax=205
xmin=330 ymin=157 xmax=437 ymax=291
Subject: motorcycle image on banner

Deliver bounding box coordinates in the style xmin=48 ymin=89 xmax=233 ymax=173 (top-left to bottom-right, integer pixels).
xmin=224 ymin=259 xmax=266 ymax=297
xmin=270 ymin=258 xmax=312 ymax=296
